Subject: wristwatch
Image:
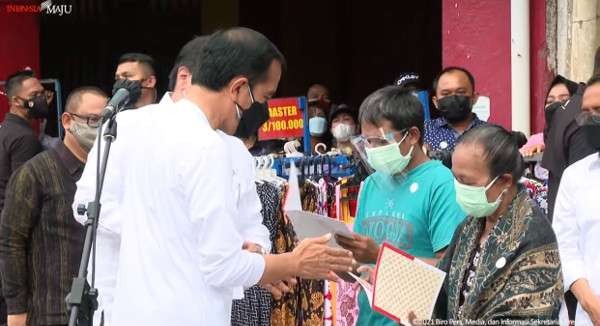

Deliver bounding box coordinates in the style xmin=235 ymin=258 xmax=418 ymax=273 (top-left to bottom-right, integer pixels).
xmin=258 ymin=246 xmax=268 ymax=256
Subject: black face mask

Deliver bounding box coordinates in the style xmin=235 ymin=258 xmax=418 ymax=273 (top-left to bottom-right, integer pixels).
xmin=112 ymin=78 xmax=143 ymax=110
xmin=544 ymin=101 xmax=565 ymax=125
xmin=437 ymin=95 xmax=472 ymax=123
xmin=20 ymin=94 xmax=49 ymax=119
xmin=582 ymin=120 xmax=600 ymax=152
xmin=234 ymin=101 xmax=269 ymax=139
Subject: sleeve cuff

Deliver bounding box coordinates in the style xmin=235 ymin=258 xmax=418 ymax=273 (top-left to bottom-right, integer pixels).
xmin=241 ymin=251 xmax=266 ymax=288
xmin=432 ymin=238 xmax=452 ymax=253
xmin=563 ymin=264 xmax=587 ymax=293
xmin=5 ymin=295 xmax=29 ymax=315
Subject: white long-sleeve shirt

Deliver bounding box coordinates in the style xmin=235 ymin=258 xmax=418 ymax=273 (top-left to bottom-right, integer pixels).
xmin=73 ymin=98 xmax=265 ymax=326
xmin=74 ymin=94 xmax=270 ymax=324
xmin=161 ymin=93 xmax=270 ymax=251
xmin=553 ymin=152 xmax=600 ymax=326
xmin=218 ymin=130 xmax=271 ymax=250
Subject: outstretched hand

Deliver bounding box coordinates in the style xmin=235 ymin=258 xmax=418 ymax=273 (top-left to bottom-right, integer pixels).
xmin=335 ymin=233 xmax=380 ymax=264
xmin=291 ymin=233 xmax=354 ymax=281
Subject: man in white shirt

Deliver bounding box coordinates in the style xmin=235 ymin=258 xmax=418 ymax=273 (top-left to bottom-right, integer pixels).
xmin=164 ymin=35 xmax=271 ymax=255
xmin=161 ymin=35 xmax=287 ymax=299
xmin=75 ymin=36 xmax=278 ymax=326
xmin=554 ymin=75 xmax=600 ymax=326
xmin=73 ymin=27 xmax=353 ymax=326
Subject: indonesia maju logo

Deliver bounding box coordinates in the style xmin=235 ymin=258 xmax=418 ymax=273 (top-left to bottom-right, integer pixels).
xmin=41 ymin=0 xmax=72 ymax=16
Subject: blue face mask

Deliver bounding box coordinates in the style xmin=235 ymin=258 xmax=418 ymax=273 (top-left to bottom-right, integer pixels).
xmin=309 ymin=116 xmax=328 ymax=136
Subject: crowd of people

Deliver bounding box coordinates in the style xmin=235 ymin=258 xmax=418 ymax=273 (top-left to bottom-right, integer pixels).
xmin=0 ymin=26 xmax=598 ymax=326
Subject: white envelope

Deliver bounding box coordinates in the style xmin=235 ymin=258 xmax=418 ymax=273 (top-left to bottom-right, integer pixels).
xmin=349 ymin=272 xmax=373 ymax=306
xmin=286 ymin=210 xmax=353 ymax=247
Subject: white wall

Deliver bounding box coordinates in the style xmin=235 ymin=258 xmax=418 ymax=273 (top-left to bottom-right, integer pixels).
xmin=556 ymin=0 xmax=600 ymax=82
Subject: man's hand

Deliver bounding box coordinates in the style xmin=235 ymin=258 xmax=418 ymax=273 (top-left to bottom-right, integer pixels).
xmin=356 ymin=265 xmax=375 ymax=285
xmin=262 ymin=277 xmax=297 ymax=300
xmin=335 ymin=233 xmax=380 ymax=264
xmin=242 ymin=241 xmax=264 ymax=254
xmin=582 ymin=296 xmax=600 ymax=326
xmin=7 ymin=313 xmax=27 ymax=326
xmin=404 ymin=311 xmax=418 ymax=326
xmin=291 ymin=233 xmax=353 ymax=281
xmin=571 ymin=279 xmax=600 ymax=325
xmin=521 ymin=143 xmax=544 ymax=157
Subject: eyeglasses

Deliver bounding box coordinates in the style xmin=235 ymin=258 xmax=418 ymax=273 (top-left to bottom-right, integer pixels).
xmin=68 ymin=112 xmax=102 ymax=127
xmin=352 ymin=128 xmax=408 ymax=148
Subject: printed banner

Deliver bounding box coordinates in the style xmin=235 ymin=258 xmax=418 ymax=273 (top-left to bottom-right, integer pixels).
xmin=258 ymin=97 xmax=305 ymax=140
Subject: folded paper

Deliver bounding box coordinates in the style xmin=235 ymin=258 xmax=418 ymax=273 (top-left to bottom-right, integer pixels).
xmin=372 ymin=243 xmax=446 ymax=323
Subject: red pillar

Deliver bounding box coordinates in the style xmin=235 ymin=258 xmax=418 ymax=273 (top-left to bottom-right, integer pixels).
xmin=442 ymin=0 xmax=512 ymax=129
xmin=530 ymin=0 xmax=552 ymax=134
xmin=0 ymin=2 xmax=41 ymax=121
xmin=443 ymin=0 xmax=551 ymax=133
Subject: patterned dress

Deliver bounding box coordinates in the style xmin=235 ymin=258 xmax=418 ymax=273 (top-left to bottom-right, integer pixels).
xmin=270 ymin=182 xmax=326 ymax=326
xmin=231 ymin=182 xmax=281 ymax=326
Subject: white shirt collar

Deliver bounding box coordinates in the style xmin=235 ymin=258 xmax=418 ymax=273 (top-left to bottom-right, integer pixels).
xmin=159 ymin=92 xmax=174 ymax=105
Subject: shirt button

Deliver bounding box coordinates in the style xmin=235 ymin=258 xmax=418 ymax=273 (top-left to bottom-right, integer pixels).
xmin=495 ymin=257 xmax=506 ymax=269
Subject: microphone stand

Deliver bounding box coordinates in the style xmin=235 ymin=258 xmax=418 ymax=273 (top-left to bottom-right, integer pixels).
xmin=66 ymin=110 xmax=119 ymax=326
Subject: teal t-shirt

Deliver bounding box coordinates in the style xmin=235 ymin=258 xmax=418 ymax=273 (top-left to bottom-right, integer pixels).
xmin=354 ymin=160 xmax=466 ymax=326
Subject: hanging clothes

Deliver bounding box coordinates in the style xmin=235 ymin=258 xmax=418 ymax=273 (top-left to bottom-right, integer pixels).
xmin=299 ymin=181 xmax=326 ymax=325
xmin=270 ymin=192 xmax=301 ymax=326
xmin=250 ymin=154 xmax=363 ymax=326
xmin=334 ymin=177 xmax=361 ymax=326
xmin=335 ymin=280 xmax=360 ymax=326
xmin=270 ymin=182 xmax=325 ymax=326
xmin=231 ymin=182 xmax=281 ymax=326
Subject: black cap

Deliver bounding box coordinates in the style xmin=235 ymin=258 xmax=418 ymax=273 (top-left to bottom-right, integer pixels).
xmin=329 ymin=103 xmax=356 ymax=124
xmin=394 ymin=73 xmax=421 ymax=89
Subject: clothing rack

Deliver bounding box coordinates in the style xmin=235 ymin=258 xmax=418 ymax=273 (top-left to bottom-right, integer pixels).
xmin=254 ymin=154 xmax=356 ymax=180
xmin=273 ymin=154 xmax=356 ymax=179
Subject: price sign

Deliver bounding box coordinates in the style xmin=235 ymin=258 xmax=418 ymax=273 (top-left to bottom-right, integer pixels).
xmin=258 ymin=97 xmax=306 ymax=140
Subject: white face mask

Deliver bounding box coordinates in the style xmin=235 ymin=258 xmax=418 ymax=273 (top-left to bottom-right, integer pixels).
xmin=309 ymin=116 xmax=328 ymax=136
xmin=331 ymin=123 xmax=356 ymax=142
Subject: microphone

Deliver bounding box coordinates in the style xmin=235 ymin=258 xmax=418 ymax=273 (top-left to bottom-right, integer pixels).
xmin=101 ymin=88 xmax=130 ymax=121
xmin=101 ymin=79 xmax=143 ymax=121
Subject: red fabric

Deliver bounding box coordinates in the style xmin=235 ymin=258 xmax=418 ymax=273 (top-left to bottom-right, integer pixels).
xmin=348 ymin=185 xmax=359 ymax=217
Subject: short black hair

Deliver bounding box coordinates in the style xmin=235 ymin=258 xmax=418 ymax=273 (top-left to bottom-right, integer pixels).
xmin=457 ymin=124 xmax=526 ymax=181
xmin=432 ymin=66 xmax=476 ymax=93
xmin=329 ymin=103 xmax=356 ymax=124
xmin=359 ymin=86 xmax=424 ymax=141
xmin=5 ymin=70 xmax=35 ymax=98
xmin=168 ymin=36 xmax=210 ymax=91
xmin=65 ymin=86 xmax=108 ymax=114
xmin=586 ymin=74 xmax=600 ymax=88
xmin=193 ymin=27 xmax=286 ymax=91
xmin=118 ymin=52 xmax=156 ymax=76
xmin=547 ymin=75 xmax=579 ymax=98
